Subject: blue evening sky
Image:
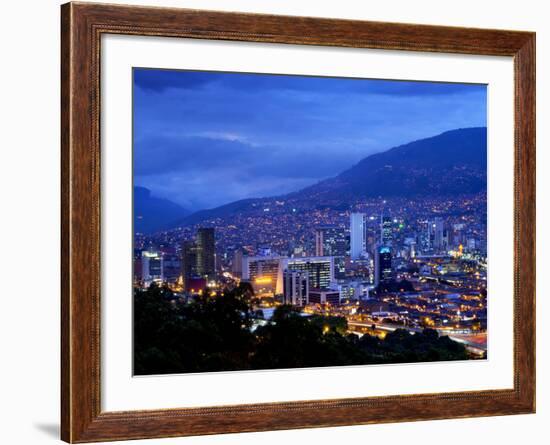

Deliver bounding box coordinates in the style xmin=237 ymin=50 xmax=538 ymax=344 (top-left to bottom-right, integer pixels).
xmin=133 ymin=68 xmax=486 ymax=211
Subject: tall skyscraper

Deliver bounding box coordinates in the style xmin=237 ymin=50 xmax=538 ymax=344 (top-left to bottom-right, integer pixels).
xmin=283 ymin=270 xmax=309 ymax=306
xmin=374 ymin=246 xmax=392 ymax=287
xmin=381 ymin=216 xmax=393 ymax=245
xmin=432 ymin=217 xmax=445 ymax=251
xmin=196 ymin=228 xmax=216 ymax=282
xmin=181 ymin=228 xmax=216 ymax=290
xmin=315 ymin=226 xmax=347 ymax=279
xmin=284 ymin=257 xmax=334 ymax=290
xmin=181 ymin=240 xmax=199 ymax=291
xmin=350 ymin=213 xmax=366 ymax=259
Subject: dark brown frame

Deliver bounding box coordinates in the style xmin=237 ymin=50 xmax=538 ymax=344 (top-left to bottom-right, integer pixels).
xmin=61 ymin=2 xmax=536 ymax=442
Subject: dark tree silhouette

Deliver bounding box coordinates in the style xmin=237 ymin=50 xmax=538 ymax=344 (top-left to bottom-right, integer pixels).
xmin=134 ymin=285 xmax=470 ymax=375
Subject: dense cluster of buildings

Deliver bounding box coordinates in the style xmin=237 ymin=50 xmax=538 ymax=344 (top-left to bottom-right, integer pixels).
xmin=134 ymin=194 xmax=487 ymax=352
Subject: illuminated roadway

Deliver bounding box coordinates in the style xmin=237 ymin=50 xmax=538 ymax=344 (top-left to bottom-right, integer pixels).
xmin=347 ymin=321 xmax=487 ymax=356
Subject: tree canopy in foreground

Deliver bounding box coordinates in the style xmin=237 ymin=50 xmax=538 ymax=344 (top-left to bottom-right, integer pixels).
xmin=134 ymin=283 xmax=469 ymax=375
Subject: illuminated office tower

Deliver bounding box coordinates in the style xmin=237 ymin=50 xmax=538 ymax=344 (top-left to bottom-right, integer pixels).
xmin=381 ymin=216 xmax=393 ymax=245
xmin=315 ymin=226 xmax=347 ymax=256
xmin=315 ymin=226 xmax=347 ymax=279
xmin=283 ymin=269 xmax=309 ymax=306
xmin=374 ymin=246 xmax=393 ymax=287
xmin=141 ymin=250 xmax=163 ymax=285
xmin=162 ymin=253 xmax=181 ymax=283
xmin=350 ymin=213 xmax=366 ymax=259
xmin=432 ymin=217 xmax=445 ymax=251
xmin=196 ymin=228 xmax=216 ymax=282
xmin=242 ymin=255 xmax=284 ymax=296
xmin=284 ymin=257 xmax=334 ymax=290
xmin=332 ymin=257 xmax=346 ymax=280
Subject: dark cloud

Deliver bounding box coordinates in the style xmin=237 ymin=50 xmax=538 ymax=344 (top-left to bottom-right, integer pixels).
xmin=134 ymin=135 xmax=252 ymax=176
xmin=362 ymin=80 xmax=486 ymax=96
xmin=135 ymin=135 xmax=357 ymax=180
xmin=134 ymin=69 xmax=221 ymax=92
xmin=133 ymin=69 xmax=487 ymax=209
xmin=134 ymin=67 xmax=485 ymax=97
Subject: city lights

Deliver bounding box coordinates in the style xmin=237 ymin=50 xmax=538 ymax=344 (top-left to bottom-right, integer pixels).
xmin=133 ymin=69 xmax=487 ymax=375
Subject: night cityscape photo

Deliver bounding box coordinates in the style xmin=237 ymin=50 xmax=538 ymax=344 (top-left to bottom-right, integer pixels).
xmin=132 ymin=68 xmax=488 ymax=375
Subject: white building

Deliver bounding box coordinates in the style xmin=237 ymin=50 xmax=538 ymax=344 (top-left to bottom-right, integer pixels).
xmin=350 ymin=212 xmax=366 ymax=259
xmin=241 ymin=255 xmax=285 ymax=295
xmin=241 ymin=255 xmax=335 ymax=296
xmin=283 ymin=270 xmax=309 ymax=306
xmin=335 ymin=280 xmax=372 ymax=300
xmin=281 ymin=256 xmax=334 ymax=293
xmin=141 ymin=250 xmax=163 ymax=285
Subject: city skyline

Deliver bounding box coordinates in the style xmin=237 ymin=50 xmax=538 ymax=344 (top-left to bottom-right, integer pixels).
xmin=133 ymin=70 xmax=487 ymax=375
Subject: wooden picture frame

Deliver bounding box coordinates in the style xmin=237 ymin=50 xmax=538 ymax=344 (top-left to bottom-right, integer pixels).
xmin=61 ymin=2 xmax=535 ymax=442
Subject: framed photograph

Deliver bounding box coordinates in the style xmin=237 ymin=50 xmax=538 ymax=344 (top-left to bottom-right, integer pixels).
xmin=61 ymin=2 xmax=535 ymax=442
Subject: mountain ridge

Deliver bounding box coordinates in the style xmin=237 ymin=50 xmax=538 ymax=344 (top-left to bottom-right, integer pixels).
xmin=134 ymin=186 xmax=190 ymax=234
xmin=174 ymin=127 xmax=487 ymax=227
xmin=294 ymin=126 xmax=487 ymax=200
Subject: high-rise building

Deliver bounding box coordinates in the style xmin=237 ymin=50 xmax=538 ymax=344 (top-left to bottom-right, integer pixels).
xmin=196 ymin=228 xmax=216 ymax=282
xmin=181 ymin=229 xmax=216 ymax=290
xmin=232 ymin=249 xmax=244 ymax=278
xmin=284 ymin=257 xmax=334 ymax=290
xmin=181 ymin=240 xmax=199 ymax=291
xmin=374 ymin=245 xmax=393 ymax=287
xmin=315 ymin=226 xmax=347 ymax=279
xmin=283 ymin=270 xmax=309 ymax=306
xmin=350 ymin=213 xmax=366 ymax=259
xmin=162 ymin=253 xmax=181 ymax=283
xmin=333 ymin=257 xmax=346 ymax=281
xmin=381 ymin=216 xmax=393 ymax=245
xmin=451 ymin=223 xmax=466 ymax=249
xmin=315 ymin=226 xmax=347 ymax=256
xmin=242 ymin=255 xmax=335 ymax=296
xmin=432 ymin=217 xmax=445 ymax=251
xmin=242 ymin=255 xmax=284 ymax=296
xmin=141 ymin=250 xmax=163 ymax=285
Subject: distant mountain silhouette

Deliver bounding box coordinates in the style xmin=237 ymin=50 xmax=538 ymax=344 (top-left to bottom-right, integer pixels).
xmin=179 ymin=198 xmax=262 ymax=226
xmin=295 ymin=126 xmax=487 ymax=201
xmin=175 ymin=127 xmax=487 ymax=227
xmin=134 ymin=186 xmax=189 ymax=234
